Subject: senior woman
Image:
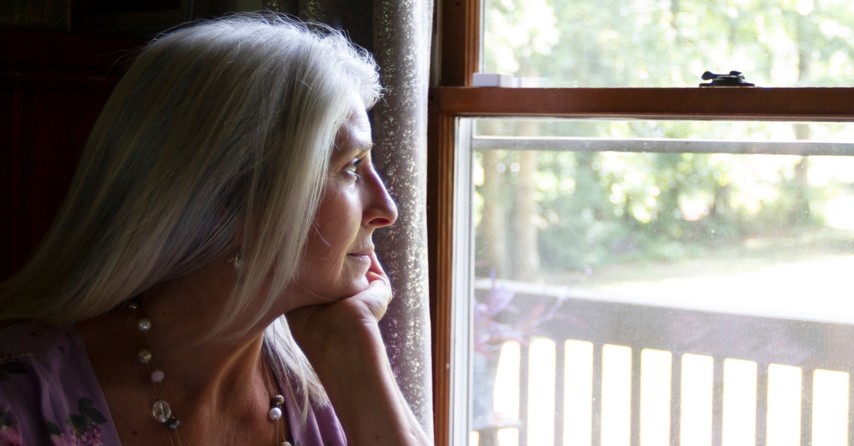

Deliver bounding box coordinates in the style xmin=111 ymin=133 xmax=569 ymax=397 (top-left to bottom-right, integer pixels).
xmin=0 ymin=14 xmax=430 ymax=446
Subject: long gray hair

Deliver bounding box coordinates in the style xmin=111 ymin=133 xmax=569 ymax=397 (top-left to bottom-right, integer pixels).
xmin=0 ymin=13 xmax=381 ymax=409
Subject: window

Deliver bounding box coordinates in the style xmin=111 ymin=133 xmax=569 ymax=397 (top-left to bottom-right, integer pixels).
xmin=461 ymin=117 xmax=854 ymax=446
xmin=429 ymin=1 xmax=854 ymax=446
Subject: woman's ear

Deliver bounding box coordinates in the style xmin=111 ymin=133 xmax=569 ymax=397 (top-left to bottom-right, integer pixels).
xmin=230 ymin=220 xmax=246 ymax=252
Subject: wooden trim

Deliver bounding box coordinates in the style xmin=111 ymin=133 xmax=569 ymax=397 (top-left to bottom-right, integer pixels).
xmin=428 ymin=94 xmax=456 ymax=446
xmin=430 ymin=87 xmax=854 ymax=121
xmin=430 ymin=0 xmax=479 ymax=442
xmin=438 ymin=0 xmax=480 ymax=86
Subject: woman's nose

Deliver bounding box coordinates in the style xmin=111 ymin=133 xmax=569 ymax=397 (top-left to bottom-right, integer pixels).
xmin=365 ymin=172 xmax=398 ymax=228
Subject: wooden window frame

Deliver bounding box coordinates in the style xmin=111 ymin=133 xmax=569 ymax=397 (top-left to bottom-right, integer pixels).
xmin=427 ymin=0 xmax=854 ymax=444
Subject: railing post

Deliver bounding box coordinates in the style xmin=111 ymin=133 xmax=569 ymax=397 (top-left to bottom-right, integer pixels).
xmin=756 ymin=363 xmax=768 ymax=446
xmin=671 ymin=353 xmax=682 ymax=446
xmin=593 ymin=343 xmax=603 ymax=446
xmin=802 ymin=370 xmax=813 ymax=446
xmin=555 ymin=341 xmax=566 ymax=446
xmin=713 ymin=358 xmax=724 ymax=446
xmin=631 ymin=348 xmax=641 ymax=446
xmin=849 ymin=379 xmax=854 ymax=446
xmin=519 ymin=343 xmax=530 ymax=446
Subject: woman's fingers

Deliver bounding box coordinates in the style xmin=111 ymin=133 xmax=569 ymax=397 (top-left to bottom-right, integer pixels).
xmin=359 ymin=277 xmax=392 ymax=320
xmin=287 ymin=254 xmax=393 ymax=336
xmin=365 ymin=252 xmax=389 ymax=285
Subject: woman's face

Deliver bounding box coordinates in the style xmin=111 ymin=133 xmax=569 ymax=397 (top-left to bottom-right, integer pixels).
xmin=290 ymin=97 xmax=398 ymax=305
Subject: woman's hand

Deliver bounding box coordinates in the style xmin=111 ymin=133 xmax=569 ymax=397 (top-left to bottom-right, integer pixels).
xmin=285 ymin=254 xmax=430 ymax=445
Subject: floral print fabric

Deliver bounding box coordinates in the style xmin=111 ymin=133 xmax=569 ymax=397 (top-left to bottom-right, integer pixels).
xmin=0 ymin=323 xmax=118 ymax=445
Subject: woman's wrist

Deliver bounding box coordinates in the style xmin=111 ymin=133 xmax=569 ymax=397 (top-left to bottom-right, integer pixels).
xmin=309 ymin=328 xmax=428 ymax=445
xmin=301 ymin=320 xmax=385 ymax=369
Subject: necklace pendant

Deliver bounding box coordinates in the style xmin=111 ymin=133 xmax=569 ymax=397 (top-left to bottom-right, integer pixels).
xmin=151 ymin=399 xmax=172 ymax=423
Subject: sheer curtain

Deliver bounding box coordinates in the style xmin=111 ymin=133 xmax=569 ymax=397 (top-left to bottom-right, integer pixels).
xmin=264 ymin=0 xmax=435 ymax=437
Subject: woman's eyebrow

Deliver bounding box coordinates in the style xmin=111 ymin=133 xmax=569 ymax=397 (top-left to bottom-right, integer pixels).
xmin=342 ymin=144 xmax=373 ymax=155
xmin=333 ymin=141 xmax=373 ymax=154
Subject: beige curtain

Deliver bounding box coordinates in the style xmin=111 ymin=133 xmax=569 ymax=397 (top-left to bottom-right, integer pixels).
xmin=369 ymin=1 xmax=435 ymax=438
xmin=264 ymin=0 xmax=435 ymax=437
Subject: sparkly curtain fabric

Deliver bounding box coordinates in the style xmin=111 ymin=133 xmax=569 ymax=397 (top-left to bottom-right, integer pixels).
xmin=264 ymin=0 xmax=435 ymax=437
xmin=370 ymin=1 xmax=435 ymax=438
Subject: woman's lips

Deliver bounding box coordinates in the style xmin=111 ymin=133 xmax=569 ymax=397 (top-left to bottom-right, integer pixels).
xmin=347 ymin=246 xmax=374 ymax=257
xmin=347 ymin=251 xmax=372 ymax=262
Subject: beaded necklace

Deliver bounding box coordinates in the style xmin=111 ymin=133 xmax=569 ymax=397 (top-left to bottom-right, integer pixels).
xmin=128 ymin=300 xmax=291 ymax=445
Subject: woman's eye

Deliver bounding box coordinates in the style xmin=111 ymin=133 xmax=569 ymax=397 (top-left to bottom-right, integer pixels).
xmin=345 ymin=157 xmax=363 ymax=177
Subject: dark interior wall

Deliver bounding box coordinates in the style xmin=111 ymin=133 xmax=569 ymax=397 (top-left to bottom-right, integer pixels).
xmin=1 ymin=0 xmax=375 ymax=279
xmin=1 ymin=1 xmax=214 ymax=279
xmin=0 ymin=29 xmax=144 ymax=279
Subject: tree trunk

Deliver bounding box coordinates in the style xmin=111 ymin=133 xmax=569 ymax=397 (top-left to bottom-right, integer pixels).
xmin=513 ymin=121 xmax=540 ymax=279
xmin=481 ymin=134 xmax=509 ymax=278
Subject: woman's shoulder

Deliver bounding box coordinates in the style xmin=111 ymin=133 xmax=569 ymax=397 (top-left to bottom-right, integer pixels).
xmin=0 ymin=321 xmax=119 ymax=445
xmin=0 ymin=321 xmax=77 ymax=355
xmin=0 ymin=321 xmax=84 ymax=395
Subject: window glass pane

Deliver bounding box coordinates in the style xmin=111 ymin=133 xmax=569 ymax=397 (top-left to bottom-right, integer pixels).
xmin=481 ymin=0 xmax=854 ymax=87
xmin=463 ymin=117 xmax=854 ymax=445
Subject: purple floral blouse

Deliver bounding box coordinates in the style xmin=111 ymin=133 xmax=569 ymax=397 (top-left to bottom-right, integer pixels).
xmin=0 ymin=322 xmax=346 ymax=446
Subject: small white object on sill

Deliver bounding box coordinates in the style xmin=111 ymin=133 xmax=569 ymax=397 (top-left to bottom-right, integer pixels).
xmin=472 ymin=73 xmax=515 ymax=87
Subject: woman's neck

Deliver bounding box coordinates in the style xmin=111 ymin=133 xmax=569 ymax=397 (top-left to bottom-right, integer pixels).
xmin=75 ymin=257 xmax=285 ymax=443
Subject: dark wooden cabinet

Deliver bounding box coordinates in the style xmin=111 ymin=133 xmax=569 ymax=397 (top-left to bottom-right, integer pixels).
xmin=1 ymin=29 xmax=142 ymax=278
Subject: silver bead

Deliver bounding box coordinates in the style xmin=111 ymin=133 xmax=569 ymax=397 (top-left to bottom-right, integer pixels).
xmin=128 ymin=302 xmax=139 ymax=311
xmin=137 ymin=348 xmax=152 ymax=363
xmin=166 ymin=417 xmax=181 ymax=430
xmin=271 ymin=394 xmax=285 ymax=407
xmin=152 ymin=399 xmax=172 ymax=423
xmin=137 ymin=317 xmax=152 ymax=332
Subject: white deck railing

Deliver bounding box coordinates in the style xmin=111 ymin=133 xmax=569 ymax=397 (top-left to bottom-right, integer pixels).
xmin=473 ymin=291 xmax=854 ymax=446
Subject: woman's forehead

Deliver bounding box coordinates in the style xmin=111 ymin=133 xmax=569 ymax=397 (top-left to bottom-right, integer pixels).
xmin=334 ymin=106 xmax=372 ymax=152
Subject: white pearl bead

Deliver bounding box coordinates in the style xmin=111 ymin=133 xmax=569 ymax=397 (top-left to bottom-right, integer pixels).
xmin=268 ymin=406 xmax=283 ymax=421
xmin=151 ymin=369 xmax=165 ymax=383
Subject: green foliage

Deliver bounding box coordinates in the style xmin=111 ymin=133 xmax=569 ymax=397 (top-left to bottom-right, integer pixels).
xmin=474 ymin=144 xmax=846 ymax=278
xmin=473 ymin=1 xmax=854 ymax=280
xmin=68 ymin=398 xmax=107 ymax=436
xmin=483 ymin=0 xmax=854 ymax=87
